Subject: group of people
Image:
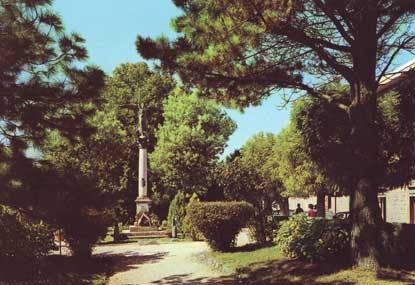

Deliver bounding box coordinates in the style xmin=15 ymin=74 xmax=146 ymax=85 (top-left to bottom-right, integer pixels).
xmin=295 ymin=203 xmax=334 ymax=219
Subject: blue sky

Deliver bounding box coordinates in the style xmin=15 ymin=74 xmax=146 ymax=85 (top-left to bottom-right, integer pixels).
xmin=52 ymin=0 xmax=291 ymax=156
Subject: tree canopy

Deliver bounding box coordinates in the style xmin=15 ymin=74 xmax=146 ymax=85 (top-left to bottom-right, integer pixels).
xmin=220 ymin=133 xmax=283 ymax=242
xmin=138 ymin=0 xmax=415 ymax=107
xmin=0 ymin=0 xmax=105 ymax=204
xmin=137 ymin=0 xmax=415 ymax=268
xmin=42 ymin=62 xmax=175 ymax=223
xmin=1 ymin=0 xmax=104 ymax=146
xmin=270 ymin=123 xmax=337 ymax=197
xmin=0 ymin=0 xmax=108 ymax=257
xmin=150 ymin=90 xmax=236 ymax=199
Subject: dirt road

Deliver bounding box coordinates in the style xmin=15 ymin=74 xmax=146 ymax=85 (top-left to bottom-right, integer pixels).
xmin=94 ymin=241 xmax=225 ymax=285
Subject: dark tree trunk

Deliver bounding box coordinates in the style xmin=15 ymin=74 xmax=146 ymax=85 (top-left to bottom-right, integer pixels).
xmin=348 ymin=85 xmax=383 ymax=270
xmin=350 ymin=179 xmax=382 ymax=269
xmin=279 ymin=198 xmax=289 ymax=216
xmin=316 ymin=192 xmax=326 ymax=218
xmin=113 ymin=222 xmax=120 ymax=242
xmin=253 ymin=214 xmax=267 ymax=244
xmin=347 ymin=6 xmax=383 ymax=267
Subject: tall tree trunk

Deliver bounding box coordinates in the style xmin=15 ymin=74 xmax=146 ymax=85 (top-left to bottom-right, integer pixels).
xmin=349 ymin=7 xmax=381 ymax=266
xmin=348 ymin=85 xmax=383 ymax=270
xmin=316 ymin=192 xmax=326 ymax=218
xmin=350 ymin=178 xmax=382 ymax=269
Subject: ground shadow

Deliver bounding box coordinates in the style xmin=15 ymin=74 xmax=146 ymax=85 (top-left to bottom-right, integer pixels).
xmin=151 ymin=257 xmax=415 ymax=285
xmin=0 ymin=250 xmax=167 ymax=284
xmin=233 ymin=259 xmax=352 ymax=285
xmin=97 ymin=238 xmax=162 ymax=246
xmin=151 ymin=274 xmax=236 ymax=285
xmin=148 ymin=258 xmax=352 ymax=285
xmin=376 ymin=268 xmax=415 ymax=284
xmin=101 ymin=251 xmax=167 ymax=274
xmin=0 ymin=254 xmax=112 ymax=284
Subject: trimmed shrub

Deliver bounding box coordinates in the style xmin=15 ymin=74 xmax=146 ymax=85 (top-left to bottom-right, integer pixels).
xmin=167 ymin=191 xmax=187 ymax=234
xmin=275 ymin=214 xmax=350 ymax=261
xmin=183 ymin=193 xmax=204 ymax=240
xmin=187 ymin=201 xmax=254 ymax=251
xmin=0 ymin=206 xmax=54 ymax=266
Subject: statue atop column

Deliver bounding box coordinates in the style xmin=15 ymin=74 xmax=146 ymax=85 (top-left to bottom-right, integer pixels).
xmin=130 ymin=104 xmax=152 ymax=230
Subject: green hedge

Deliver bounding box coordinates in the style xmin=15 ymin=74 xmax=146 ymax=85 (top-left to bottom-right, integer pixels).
xmin=183 ymin=193 xmax=204 ymax=240
xmin=187 ymin=201 xmax=254 ymax=251
xmin=275 ymin=214 xmax=350 ymax=261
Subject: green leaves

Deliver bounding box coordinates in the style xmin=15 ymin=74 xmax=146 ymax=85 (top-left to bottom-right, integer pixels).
xmin=219 ymin=133 xmax=281 ymax=242
xmin=269 ymin=122 xmax=334 ymax=198
xmin=150 ymin=90 xmax=235 ymax=198
xmin=0 ymin=0 xmax=105 ymax=146
xmin=377 ymin=72 xmax=415 ymax=187
xmin=0 ymin=2 xmax=107 ymax=233
xmin=276 ymin=214 xmax=350 ymax=261
xmin=187 ymin=201 xmax=254 ymax=251
xmin=42 ymin=62 xmax=175 ymax=223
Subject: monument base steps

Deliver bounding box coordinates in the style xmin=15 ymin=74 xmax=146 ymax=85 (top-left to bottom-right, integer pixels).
xmin=122 ymin=228 xmax=169 ymax=239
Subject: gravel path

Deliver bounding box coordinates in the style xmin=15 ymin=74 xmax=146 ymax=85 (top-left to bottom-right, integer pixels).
xmin=93 ymin=241 xmax=226 ymax=285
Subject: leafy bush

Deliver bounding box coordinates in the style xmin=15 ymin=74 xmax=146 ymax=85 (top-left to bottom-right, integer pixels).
xmin=150 ymin=213 xmax=161 ymax=227
xmin=62 ymin=209 xmax=109 ymax=258
xmin=381 ymin=223 xmax=415 ymax=267
xmin=275 ymin=214 xmax=350 ymax=261
xmin=0 ymin=206 xmax=54 ymax=263
xmin=249 ymin=214 xmax=280 ymax=243
xmin=167 ymin=191 xmax=187 ymax=234
xmin=183 ymin=193 xmax=204 ymax=240
xmin=160 ymin=219 xmax=168 ymax=229
xmin=187 ymin=201 xmax=254 ymax=251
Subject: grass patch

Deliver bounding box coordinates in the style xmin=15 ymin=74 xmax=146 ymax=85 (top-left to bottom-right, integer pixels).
xmin=204 ymin=243 xmax=283 ymax=274
xmin=203 ymin=244 xmax=415 ymax=284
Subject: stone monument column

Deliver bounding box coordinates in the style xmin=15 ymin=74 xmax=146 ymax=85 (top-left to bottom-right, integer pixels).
xmin=135 ymin=146 xmax=151 ymax=214
xmin=128 ymin=104 xmax=153 ymax=231
xmin=138 ymin=147 xmax=147 ymax=198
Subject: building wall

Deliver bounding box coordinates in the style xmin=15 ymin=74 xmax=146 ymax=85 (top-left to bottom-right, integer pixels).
xmin=384 ymin=187 xmax=410 ymax=223
xmin=289 ymin=197 xmax=316 ymax=212
xmin=329 ymin=196 xmax=349 ymax=213
xmin=288 ymin=187 xmax=411 ymax=223
xmin=288 ymin=196 xmax=349 ymax=213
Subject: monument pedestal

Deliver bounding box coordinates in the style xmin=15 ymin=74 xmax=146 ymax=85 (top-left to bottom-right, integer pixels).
xmin=129 ymin=196 xmax=152 ymax=232
xmin=126 ymin=196 xmax=168 ymax=238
